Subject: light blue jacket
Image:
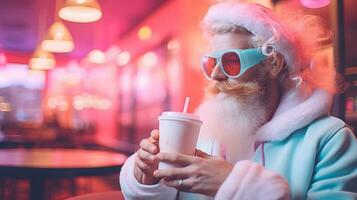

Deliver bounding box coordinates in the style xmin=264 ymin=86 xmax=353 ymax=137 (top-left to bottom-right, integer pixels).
xmin=253 ymin=116 xmax=357 ymax=200
xmin=120 ymin=89 xmax=357 ymax=199
xmin=120 ymin=116 xmax=357 ymax=200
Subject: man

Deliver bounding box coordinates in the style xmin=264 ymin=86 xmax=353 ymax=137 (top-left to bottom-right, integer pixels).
xmin=120 ymin=1 xmax=357 ymax=199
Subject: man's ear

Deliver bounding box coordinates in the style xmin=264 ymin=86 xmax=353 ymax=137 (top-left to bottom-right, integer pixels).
xmin=269 ymin=53 xmax=285 ymax=79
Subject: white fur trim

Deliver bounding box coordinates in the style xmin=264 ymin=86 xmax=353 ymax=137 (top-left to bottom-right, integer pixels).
xmin=216 ymin=160 xmax=291 ymax=200
xmin=255 ymin=89 xmax=332 ymax=141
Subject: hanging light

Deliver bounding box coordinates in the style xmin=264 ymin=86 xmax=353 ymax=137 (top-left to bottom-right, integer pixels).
xmin=29 ymin=48 xmax=56 ymax=70
xmin=41 ymin=21 xmax=74 ymax=53
xmin=59 ymin=0 xmax=102 ymax=23
xmin=301 ymin=0 xmax=330 ymax=8
xmin=138 ymin=26 xmax=152 ymax=41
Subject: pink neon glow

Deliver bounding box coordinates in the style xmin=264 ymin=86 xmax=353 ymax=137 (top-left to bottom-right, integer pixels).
xmin=300 ymin=0 xmax=330 ymax=8
xmin=0 ymin=52 xmax=6 ymax=66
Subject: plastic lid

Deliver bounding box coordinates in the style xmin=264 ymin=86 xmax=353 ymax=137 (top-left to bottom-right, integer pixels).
xmin=159 ymin=112 xmax=201 ymax=122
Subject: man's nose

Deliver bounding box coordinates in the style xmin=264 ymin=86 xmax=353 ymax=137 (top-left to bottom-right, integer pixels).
xmin=211 ymin=65 xmax=228 ymax=81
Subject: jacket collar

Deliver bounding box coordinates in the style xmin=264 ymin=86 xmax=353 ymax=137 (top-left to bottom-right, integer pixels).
xmin=255 ymin=87 xmax=332 ymax=142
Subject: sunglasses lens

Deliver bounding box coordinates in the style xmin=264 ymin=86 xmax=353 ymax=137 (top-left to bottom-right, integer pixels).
xmin=202 ymin=56 xmax=217 ymax=78
xmin=222 ymin=52 xmax=241 ymax=77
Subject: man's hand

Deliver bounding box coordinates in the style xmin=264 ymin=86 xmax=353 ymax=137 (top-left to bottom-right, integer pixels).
xmin=153 ymin=150 xmax=233 ymax=196
xmin=134 ymin=130 xmax=161 ymax=185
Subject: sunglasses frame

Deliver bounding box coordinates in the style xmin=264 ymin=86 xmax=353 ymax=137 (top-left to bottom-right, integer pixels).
xmin=201 ymin=48 xmax=267 ymax=80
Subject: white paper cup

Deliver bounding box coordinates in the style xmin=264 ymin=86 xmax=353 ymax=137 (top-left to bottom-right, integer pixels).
xmin=158 ymin=112 xmax=202 ymax=169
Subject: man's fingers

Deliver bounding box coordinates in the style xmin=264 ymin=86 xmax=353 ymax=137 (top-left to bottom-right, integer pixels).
xmin=161 ymin=178 xmax=194 ymax=191
xmin=153 ymin=166 xmax=191 ymax=179
xmin=135 ymin=155 xmax=153 ymax=173
xmin=155 ymin=152 xmax=196 ymax=166
xmin=137 ymin=149 xmax=155 ymax=163
xmin=139 ymin=139 xmax=158 ymax=154
xmin=150 ymin=129 xmax=159 ymax=141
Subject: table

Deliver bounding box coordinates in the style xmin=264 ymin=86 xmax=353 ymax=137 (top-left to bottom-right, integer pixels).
xmin=0 ymin=148 xmax=127 ymax=200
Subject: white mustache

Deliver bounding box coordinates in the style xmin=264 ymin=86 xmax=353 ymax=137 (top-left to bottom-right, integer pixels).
xmin=212 ymin=80 xmax=264 ymax=96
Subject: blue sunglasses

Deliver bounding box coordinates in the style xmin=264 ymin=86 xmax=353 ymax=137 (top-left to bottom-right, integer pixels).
xmin=201 ymin=48 xmax=267 ymax=80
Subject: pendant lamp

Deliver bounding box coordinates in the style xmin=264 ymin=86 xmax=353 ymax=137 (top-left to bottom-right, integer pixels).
xmin=41 ymin=21 xmax=74 ymax=53
xmin=29 ymin=48 xmax=56 ymax=70
xmin=59 ymin=0 xmax=102 ymax=23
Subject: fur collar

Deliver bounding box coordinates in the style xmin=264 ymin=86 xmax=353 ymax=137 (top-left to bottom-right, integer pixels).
xmin=255 ymin=88 xmax=333 ymax=142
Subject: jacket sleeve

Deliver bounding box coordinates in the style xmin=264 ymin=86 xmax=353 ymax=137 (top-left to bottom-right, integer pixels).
xmin=215 ymin=160 xmax=291 ymax=200
xmin=307 ymin=127 xmax=357 ymax=199
xmin=119 ymin=154 xmax=178 ymax=200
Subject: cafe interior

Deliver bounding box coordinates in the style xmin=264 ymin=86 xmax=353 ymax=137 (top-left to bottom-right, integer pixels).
xmin=0 ymin=0 xmax=356 ymax=199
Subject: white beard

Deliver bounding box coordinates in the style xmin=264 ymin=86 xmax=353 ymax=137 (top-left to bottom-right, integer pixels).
xmin=195 ymin=93 xmax=268 ymax=164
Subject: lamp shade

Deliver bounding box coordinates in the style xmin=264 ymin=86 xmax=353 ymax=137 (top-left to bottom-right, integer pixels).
xmin=29 ymin=48 xmax=56 ymax=70
xmin=59 ymin=0 xmax=102 ymax=23
xmin=41 ymin=21 xmax=74 ymax=53
xmin=301 ymin=0 xmax=330 ymax=8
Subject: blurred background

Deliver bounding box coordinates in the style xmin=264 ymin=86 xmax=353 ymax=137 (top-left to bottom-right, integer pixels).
xmin=0 ymin=0 xmax=356 ymax=199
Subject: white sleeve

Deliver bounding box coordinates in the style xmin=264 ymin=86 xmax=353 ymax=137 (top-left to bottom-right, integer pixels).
xmin=119 ymin=154 xmax=178 ymax=200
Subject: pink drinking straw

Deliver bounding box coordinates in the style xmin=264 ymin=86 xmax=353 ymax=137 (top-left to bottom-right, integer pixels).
xmin=183 ymin=97 xmax=190 ymax=113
